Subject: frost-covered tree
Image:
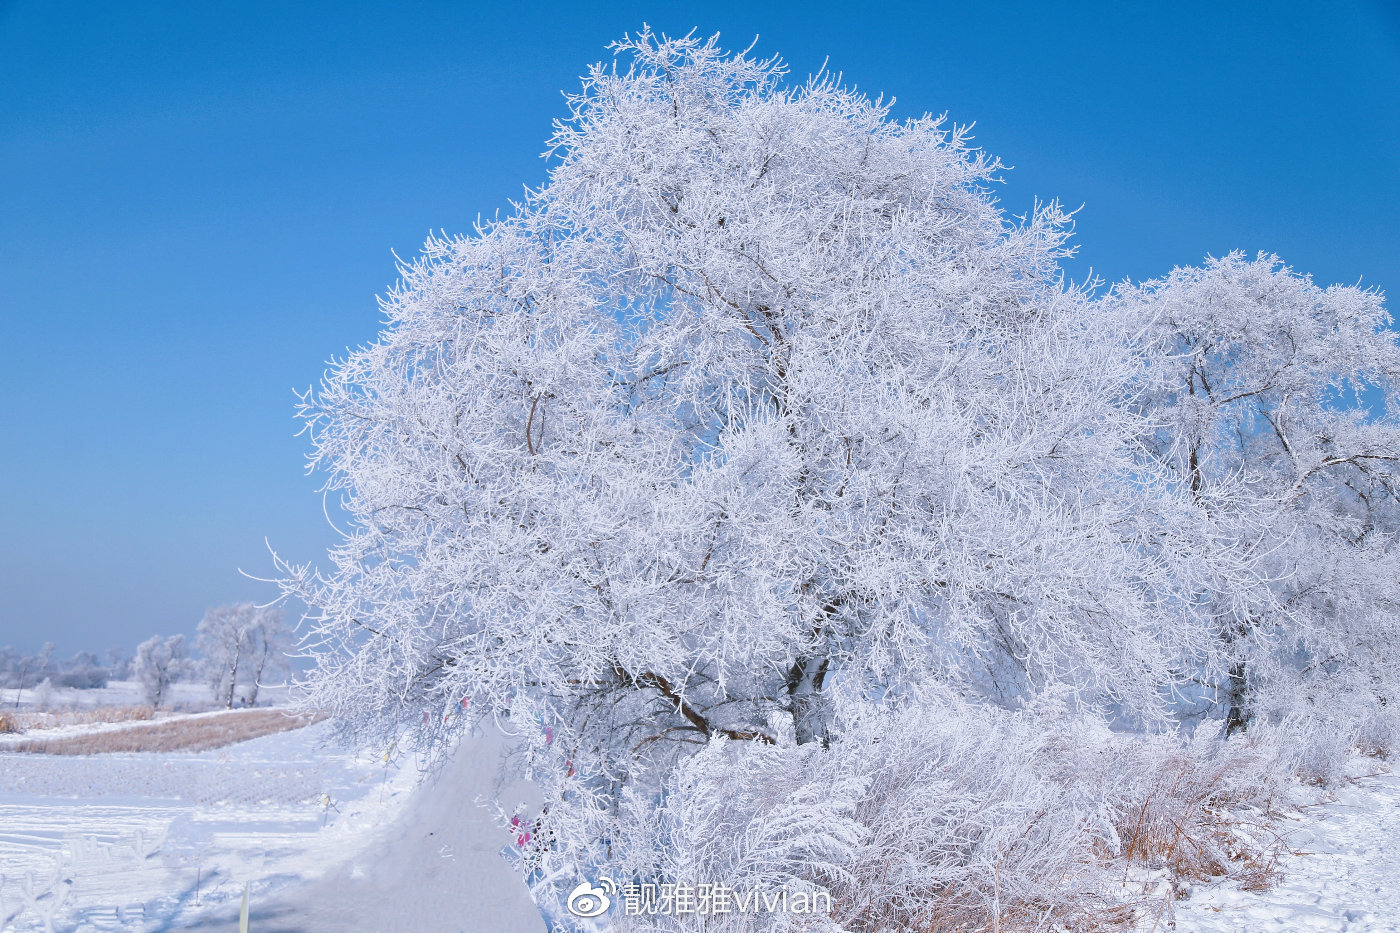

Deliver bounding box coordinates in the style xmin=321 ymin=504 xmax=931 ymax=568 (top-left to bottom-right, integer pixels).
xmin=197 ymin=603 xmax=260 ymax=708
xmin=199 ymin=604 xmax=294 ymax=707
xmin=278 ymin=29 xmax=1240 ymax=917
xmin=105 ymin=647 xmax=133 ymax=681
xmin=1116 ymin=252 xmax=1400 ymax=730
xmin=244 ymin=607 xmax=293 ymax=705
xmin=134 ymin=634 xmax=189 ymax=708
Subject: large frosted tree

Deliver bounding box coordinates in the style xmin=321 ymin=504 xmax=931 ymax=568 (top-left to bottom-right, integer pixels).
xmin=276 ymin=29 xmax=1392 ymax=925
xmin=282 ymin=30 xmax=1220 ymax=789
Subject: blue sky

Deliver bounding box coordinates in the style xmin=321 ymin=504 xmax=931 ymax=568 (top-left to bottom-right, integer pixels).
xmin=1 ymin=1 xmax=1397 ymax=656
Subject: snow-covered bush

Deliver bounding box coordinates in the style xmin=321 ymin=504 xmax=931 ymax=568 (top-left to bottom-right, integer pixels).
xmin=1242 ymin=665 xmax=1399 ymax=781
xmin=56 ymin=665 xmax=108 ymax=690
xmin=1099 ymin=727 xmax=1293 ymax=891
xmin=515 ymin=697 xmax=1113 ymax=932
xmin=31 ymin=677 xmax=56 ymax=711
xmin=1356 ymin=702 xmax=1400 ymax=760
xmin=515 ymin=695 xmax=1305 ymax=932
xmin=813 ymin=705 xmax=1113 ymax=933
xmin=1244 ymin=707 xmax=1379 ymax=788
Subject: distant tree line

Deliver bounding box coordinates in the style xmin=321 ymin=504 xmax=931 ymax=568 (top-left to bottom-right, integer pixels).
xmin=0 ymin=643 xmax=119 ymax=691
xmin=1 ymin=603 xmax=295 ymax=709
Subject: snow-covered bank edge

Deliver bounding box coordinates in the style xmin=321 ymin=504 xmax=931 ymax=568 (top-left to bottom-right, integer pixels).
xmin=1168 ymin=761 xmax=1400 ymax=932
xmin=168 ymin=725 xmax=545 ymax=933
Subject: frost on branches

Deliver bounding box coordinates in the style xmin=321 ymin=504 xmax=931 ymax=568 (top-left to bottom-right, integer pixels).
xmin=277 ymin=29 xmax=1400 ymax=931
xmin=1118 ymin=253 xmax=1400 ymax=734
xmin=196 ymin=603 xmax=293 ymax=708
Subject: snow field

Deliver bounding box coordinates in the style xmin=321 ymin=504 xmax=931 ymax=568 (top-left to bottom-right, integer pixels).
xmin=3 ymin=685 xmax=1396 ymax=932
xmin=0 ymin=717 xmax=419 ymax=931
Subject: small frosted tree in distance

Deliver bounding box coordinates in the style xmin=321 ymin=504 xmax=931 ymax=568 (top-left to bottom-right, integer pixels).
xmin=198 ymin=603 xmax=281 ymax=709
xmin=134 ymin=634 xmax=189 ymax=709
xmin=245 ymin=607 xmax=294 ymax=705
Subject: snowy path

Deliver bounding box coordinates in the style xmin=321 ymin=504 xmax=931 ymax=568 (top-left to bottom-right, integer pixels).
xmin=0 ymin=717 xmax=544 ymax=932
xmin=1174 ymin=769 xmax=1400 ymax=932
xmin=173 ymin=727 xmax=545 ymax=933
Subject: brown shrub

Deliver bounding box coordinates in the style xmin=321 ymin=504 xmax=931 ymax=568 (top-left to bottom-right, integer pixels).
xmin=0 ymin=710 xmax=19 ymax=734
xmin=6 ymin=708 xmax=325 ymax=755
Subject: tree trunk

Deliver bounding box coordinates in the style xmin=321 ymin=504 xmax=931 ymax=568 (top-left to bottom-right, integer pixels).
xmin=1223 ymin=658 xmax=1250 ymax=736
xmin=13 ymin=660 xmax=28 ymax=712
xmin=247 ymin=645 xmax=268 ymax=706
xmin=785 ymin=655 xmax=830 ymax=746
xmin=224 ymin=647 xmax=241 ymax=710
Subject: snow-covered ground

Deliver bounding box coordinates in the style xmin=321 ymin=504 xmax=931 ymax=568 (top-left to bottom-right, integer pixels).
xmin=176 ymin=726 xmax=544 ymax=933
xmin=4 ymin=684 xmax=1396 ymax=933
xmin=1173 ymin=766 xmax=1400 ymax=933
xmin=0 ymin=705 xmax=544 ymax=932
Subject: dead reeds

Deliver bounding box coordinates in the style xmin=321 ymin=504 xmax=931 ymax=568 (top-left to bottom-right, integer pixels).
xmin=10 ymin=704 xmax=155 ymax=732
xmin=3 ymin=708 xmax=325 ymax=755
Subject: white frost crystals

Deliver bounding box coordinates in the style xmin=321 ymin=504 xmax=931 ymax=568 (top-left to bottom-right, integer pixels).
xmin=274 ymin=28 xmax=1400 ymax=932
xmin=1115 ymin=253 xmax=1400 ymax=734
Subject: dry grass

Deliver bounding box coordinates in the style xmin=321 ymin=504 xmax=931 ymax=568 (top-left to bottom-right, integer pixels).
xmin=13 ymin=704 xmax=155 ymax=732
xmin=0 ymin=710 xmax=18 ymax=734
xmin=4 ymin=708 xmax=326 ymax=755
xmin=1114 ymin=747 xmax=1288 ymax=891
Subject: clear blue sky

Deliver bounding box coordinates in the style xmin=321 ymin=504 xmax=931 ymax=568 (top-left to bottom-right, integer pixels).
xmin=2 ymin=1 xmax=1397 ymax=656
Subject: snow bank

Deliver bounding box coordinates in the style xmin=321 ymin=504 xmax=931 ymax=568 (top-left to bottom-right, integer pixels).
xmin=1173 ymin=769 xmax=1400 ymax=932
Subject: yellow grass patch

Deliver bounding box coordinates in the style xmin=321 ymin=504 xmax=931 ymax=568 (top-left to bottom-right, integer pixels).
xmin=5 ymin=708 xmax=325 ymax=755
xmin=13 ymin=704 xmax=155 ymax=731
